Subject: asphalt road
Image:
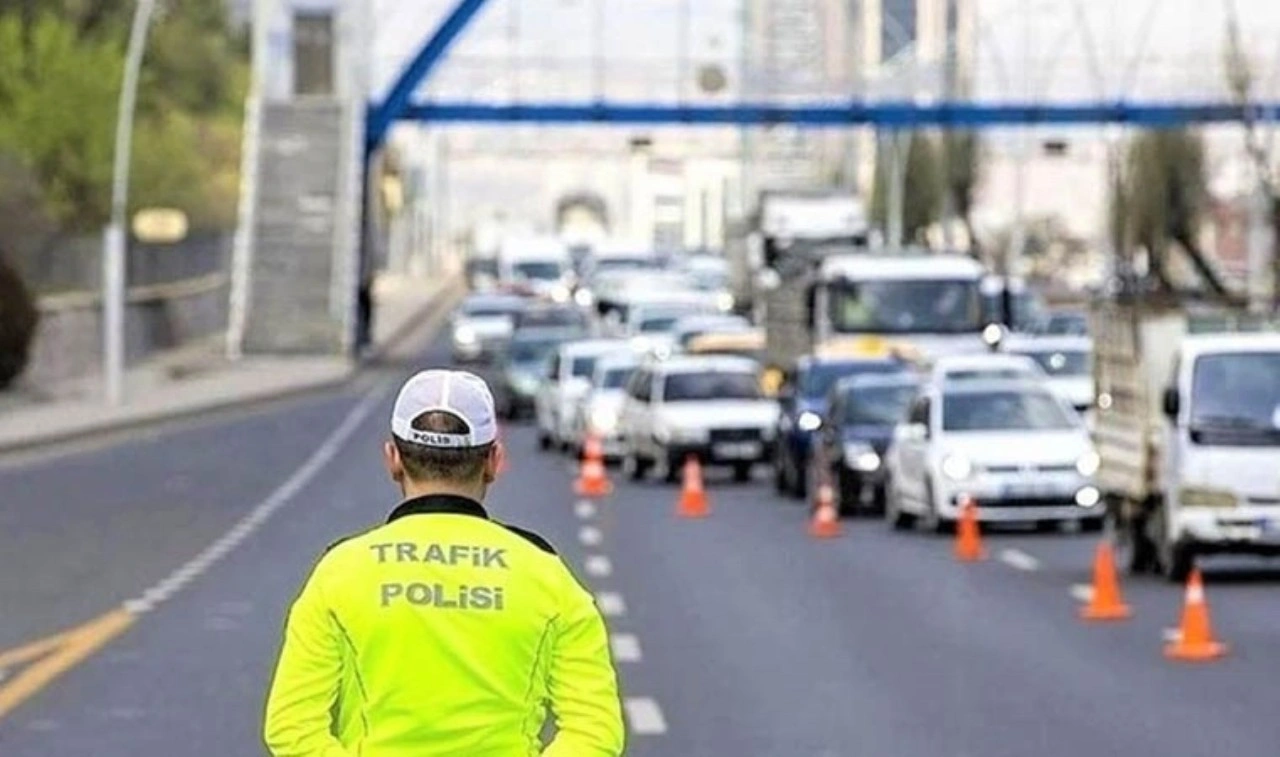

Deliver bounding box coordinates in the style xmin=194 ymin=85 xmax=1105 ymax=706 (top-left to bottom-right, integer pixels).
xmin=2 ymin=334 xmax=1279 ymax=756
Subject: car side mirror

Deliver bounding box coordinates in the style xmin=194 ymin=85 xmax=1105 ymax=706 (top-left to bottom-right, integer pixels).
xmin=1162 ymin=386 xmax=1180 ymax=419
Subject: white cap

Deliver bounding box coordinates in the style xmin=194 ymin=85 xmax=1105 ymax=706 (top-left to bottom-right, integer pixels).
xmin=390 ymin=370 xmax=498 ymax=448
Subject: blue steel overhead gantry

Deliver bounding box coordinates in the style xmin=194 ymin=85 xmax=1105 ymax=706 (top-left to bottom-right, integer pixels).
xmin=364 ymin=0 xmax=1280 ymax=157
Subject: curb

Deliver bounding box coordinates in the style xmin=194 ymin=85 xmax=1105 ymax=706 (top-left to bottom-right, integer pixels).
xmin=0 ymin=279 xmax=461 ymax=458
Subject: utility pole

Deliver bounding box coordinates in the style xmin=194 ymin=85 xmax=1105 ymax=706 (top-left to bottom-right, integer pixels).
xmin=887 ymin=131 xmax=907 ymax=247
xmin=102 ymin=0 xmax=157 ymax=406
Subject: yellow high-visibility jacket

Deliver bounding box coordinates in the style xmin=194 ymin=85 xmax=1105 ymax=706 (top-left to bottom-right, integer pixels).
xmin=263 ymin=494 xmax=625 ymax=756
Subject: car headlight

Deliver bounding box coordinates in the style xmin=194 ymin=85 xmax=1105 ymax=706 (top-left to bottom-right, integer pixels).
xmin=1178 ymin=486 xmax=1238 ymax=508
xmin=1074 ymin=486 xmax=1101 ymax=507
xmin=797 ymin=411 xmax=822 ymax=432
xmin=575 ymin=288 xmax=595 ymax=307
xmin=1075 ymin=450 xmax=1101 ymax=477
xmin=590 ymin=406 xmax=618 ymax=433
xmin=551 ymin=284 xmax=571 ymax=303
xmin=510 ymin=374 xmax=539 ymax=394
xmin=454 ymin=326 xmax=477 ymax=345
xmin=941 ymin=454 xmax=973 ymax=481
xmin=717 ymin=292 xmax=734 ymax=312
xmin=843 ymin=442 xmax=881 ymax=472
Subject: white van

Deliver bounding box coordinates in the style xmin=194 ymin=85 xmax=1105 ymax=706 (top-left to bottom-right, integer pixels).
xmin=498 ymin=236 xmax=573 ymax=302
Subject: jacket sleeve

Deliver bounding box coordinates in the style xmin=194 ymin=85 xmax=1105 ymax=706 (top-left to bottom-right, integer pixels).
xmin=263 ymin=563 xmax=354 ymax=757
xmin=542 ymin=572 xmax=626 ymax=757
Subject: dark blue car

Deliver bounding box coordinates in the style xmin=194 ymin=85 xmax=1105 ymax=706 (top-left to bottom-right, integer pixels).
xmin=772 ymin=355 xmax=908 ymax=499
xmin=814 ymin=373 xmax=921 ymax=514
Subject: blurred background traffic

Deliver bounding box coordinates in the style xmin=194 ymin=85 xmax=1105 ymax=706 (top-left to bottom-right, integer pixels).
xmin=3 ymin=0 xmax=1280 ymax=754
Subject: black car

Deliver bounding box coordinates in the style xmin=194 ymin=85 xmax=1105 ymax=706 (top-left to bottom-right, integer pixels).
xmin=813 ymin=373 xmax=920 ymax=515
xmin=494 ymin=327 xmax=580 ymax=420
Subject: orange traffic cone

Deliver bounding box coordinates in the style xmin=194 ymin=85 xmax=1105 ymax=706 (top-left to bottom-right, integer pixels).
xmin=808 ymin=480 xmax=843 ymax=539
xmin=1165 ymin=569 xmax=1227 ymax=661
xmin=676 ymin=456 xmax=710 ymax=518
xmin=1080 ymin=540 xmax=1132 ymax=621
xmin=574 ymin=434 xmax=612 ymax=498
xmin=954 ymin=495 xmax=986 ymax=562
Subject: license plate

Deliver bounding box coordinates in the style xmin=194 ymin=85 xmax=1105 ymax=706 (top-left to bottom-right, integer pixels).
xmin=1000 ymin=480 xmax=1056 ymax=499
xmin=715 ymin=442 xmax=760 ymax=459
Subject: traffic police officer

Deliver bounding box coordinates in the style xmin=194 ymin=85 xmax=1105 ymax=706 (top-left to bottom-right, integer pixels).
xmin=264 ymin=369 xmax=625 ymax=755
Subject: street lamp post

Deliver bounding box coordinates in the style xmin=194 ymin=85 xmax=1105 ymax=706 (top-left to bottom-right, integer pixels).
xmin=102 ymin=0 xmax=158 ymax=406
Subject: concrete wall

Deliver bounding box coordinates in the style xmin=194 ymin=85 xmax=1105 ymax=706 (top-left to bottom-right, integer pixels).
xmin=18 ymin=234 xmax=233 ymax=389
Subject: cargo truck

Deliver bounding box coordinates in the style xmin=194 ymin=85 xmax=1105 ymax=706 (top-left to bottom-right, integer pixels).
xmin=1092 ymin=297 xmax=1280 ymax=580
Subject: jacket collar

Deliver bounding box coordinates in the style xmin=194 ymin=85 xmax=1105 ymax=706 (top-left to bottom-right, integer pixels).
xmin=387 ymin=493 xmax=490 ymax=524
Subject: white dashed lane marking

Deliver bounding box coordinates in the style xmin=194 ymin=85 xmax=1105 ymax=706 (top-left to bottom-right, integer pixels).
xmin=596 ymin=592 xmax=627 ymax=617
xmin=998 ymin=549 xmax=1041 ymax=572
xmin=624 ymin=698 xmax=668 ymax=735
xmin=610 ymin=633 xmax=642 ymax=662
xmin=123 ymin=384 xmax=388 ymax=615
xmin=1069 ymin=584 xmax=1094 ymax=603
xmin=578 ymin=526 xmax=603 ymax=546
xmin=574 ymin=500 xmax=597 ymax=519
xmin=584 ymin=555 xmax=613 ymax=577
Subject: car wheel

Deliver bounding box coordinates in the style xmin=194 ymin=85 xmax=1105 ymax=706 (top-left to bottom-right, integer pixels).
xmin=885 ymin=478 xmax=917 ymax=531
xmin=790 ymin=454 xmax=809 ymax=500
xmin=836 ymin=469 xmax=861 ymax=516
xmin=925 ymin=480 xmax=954 ymax=535
xmin=772 ymin=446 xmax=788 ymax=495
xmin=537 ymin=430 xmax=552 ymax=451
xmin=732 ymin=462 xmax=753 ymax=483
xmin=623 ymin=449 xmax=649 ymax=481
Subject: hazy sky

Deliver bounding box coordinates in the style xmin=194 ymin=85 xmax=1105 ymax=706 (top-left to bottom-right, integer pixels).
xmin=369 ymin=0 xmax=1280 ymax=104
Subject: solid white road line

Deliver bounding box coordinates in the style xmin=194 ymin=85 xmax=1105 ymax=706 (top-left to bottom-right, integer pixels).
xmin=624 ymin=698 xmax=668 ymax=735
xmin=596 ymin=592 xmax=627 ymax=617
xmin=610 ymin=633 xmax=643 ymax=663
xmin=584 ymin=555 xmax=613 ymax=577
xmin=1069 ymin=584 xmax=1094 ymax=603
xmin=122 ymin=383 xmax=389 ymax=615
xmin=574 ymin=500 xmax=597 ymax=519
xmin=998 ymin=548 xmax=1041 ymax=572
xmin=578 ymin=525 xmax=603 ymax=547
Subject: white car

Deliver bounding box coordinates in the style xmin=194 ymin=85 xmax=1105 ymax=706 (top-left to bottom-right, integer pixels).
xmin=622 ymin=300 xmax=721 ymax=355
xmin=1004 ymin=335 xmax=1094 ymax=413
xmin=619 ymin=355 xmax=780 ymax=483
xmin=678 ymin=254 xmax=735 ymax=312
xmin=568 ymin=352 xmax=640 ymax=459
xmin=449 ymin=293 xmax=525 ymax=362
xmin=927 ymin=353 xmax=1045 ymax=386
xmin=884 ymin=378 xmax=1103 ymax=531
xmin=535 ymin=339 xmax=629 ymax=450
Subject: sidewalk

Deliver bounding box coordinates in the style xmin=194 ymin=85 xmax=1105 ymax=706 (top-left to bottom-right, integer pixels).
xmin=0 ymin=272 xmax=460 ymax=454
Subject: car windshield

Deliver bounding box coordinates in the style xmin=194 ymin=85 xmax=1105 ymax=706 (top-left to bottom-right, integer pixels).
xmin=828 ymin=279 xmax=982 ymax=334
xmin=688 ymin=269 xmax=728 ymax=291
xmin=462 ymin=300 xmax=520 ymax=318
xmin=1044 ymin=312 xmax=1089 ymax=335
xmin=800 ymin=361 xmax=901 ymax=399
xmin=844 ymin=384 xmax=918 ymax=425
xmin=639 ymin=316 xmax=682 ymax=333
xmin=663 ymin=371 xmax=761 ymax=402
xmin=508 ymin=339 xmax=562 ymax=364
xmin=600 ymin=367 xmax=634 ymax=389
xmin=513 ymin=261 xmax=563 ymax=280
xmin=520 ymin=309 xmax=584 ymax=328
xmin=1016 ymin=349 xmax=1090 ymax=377
xmin=942 ymin=389 xmax=1078 ymax=432
xmin=1189 ymin=352 xmax=1280 ymax=446
xmin=571 ymin=356 xmax=597 ymax=378
xmin=595 ymin=258 xmax=654 ymax=273
xmin=466 ymin=259 xmax=498 ymax=275
xmin=981 ymin=291 xmax=1048 ymax=332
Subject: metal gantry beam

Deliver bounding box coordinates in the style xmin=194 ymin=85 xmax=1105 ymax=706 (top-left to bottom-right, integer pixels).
xmin=365 ymin=0 xmax=493 ymax=152
xmin=397 ymin=100 xmax=1280 ymax=128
